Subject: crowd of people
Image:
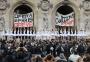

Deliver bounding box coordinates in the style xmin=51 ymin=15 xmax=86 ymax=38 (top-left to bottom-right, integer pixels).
xmin=0 ymin=38 xmax=90 ymax=62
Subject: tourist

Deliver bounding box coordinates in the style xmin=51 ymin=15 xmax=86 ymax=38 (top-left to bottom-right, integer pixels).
xmin=68 ymin=51 xmax=81 ymax=62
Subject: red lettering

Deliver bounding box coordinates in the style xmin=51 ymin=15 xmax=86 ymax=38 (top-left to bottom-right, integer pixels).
xmin=14 ymin=22 xmax=33 ymax=27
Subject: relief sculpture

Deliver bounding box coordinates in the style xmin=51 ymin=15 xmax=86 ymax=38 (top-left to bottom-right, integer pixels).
xmin=85 ymin=19 xmax=90 ymax=32
xmin=0 ymin=0 xmax=9 ymax=15
xmin=38 ymin=0 xmax=53 ymax=11
xmin=0 ymin=17 xmax=5 ymax=31
xmin=43 ymin=14 xmax=49 ymax=31
xmin=0 ymin=0 xmax=9 ymax=10
xmin=83 ymin=0 xmax=90 ymax=11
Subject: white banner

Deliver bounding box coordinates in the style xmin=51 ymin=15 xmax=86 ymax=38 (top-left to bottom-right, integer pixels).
xmin=14 ymin=12 xmax=33 ymax=27
xmin=56 ymin=12 xmax=74 ymax=26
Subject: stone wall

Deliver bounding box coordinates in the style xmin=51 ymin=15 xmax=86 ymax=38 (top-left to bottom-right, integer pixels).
xmin=0 ymin=0 xmax=90 ymax=38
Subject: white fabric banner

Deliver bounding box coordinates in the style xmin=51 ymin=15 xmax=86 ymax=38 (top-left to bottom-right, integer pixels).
xmin=14 ymin=12 xmax=33 ymax=27
xmin=56 ymin=12 xmax=74 ymax=26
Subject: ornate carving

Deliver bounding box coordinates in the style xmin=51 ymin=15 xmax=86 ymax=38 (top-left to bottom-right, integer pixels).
xmin=38 ymin=0 xmax=52 ymax=31
xmin=38 ymin=0 xmax=53 ymax=11
xmin=43 ymin=14 xmax=49 ymax=31
xmin=0 ymin=0 xmax=9 ymax=10
xmin=20 ymin=0 xmax=28 ymax=4
xmin=85 ymin=18 xmax=90 ymax=32
xmin=83 ymin=1 xmax=90 ymax=11
xmin=0 ymin=0 xmax=10 ymax=15
xmin=62 ymin=0 xmax=70 ymax=5
xmin=0 ymin=17 xmax=5 ymax=31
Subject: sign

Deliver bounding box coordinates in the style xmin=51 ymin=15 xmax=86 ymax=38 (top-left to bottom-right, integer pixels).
xmin=14 ymin=12 xmax=33 ymax=27
xmin=56 ymin=12 xmax=74 ymax=26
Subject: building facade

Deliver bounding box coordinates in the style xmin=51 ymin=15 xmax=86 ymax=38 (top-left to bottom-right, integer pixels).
xmin=0 ymin=0 xmax=90 ymax=40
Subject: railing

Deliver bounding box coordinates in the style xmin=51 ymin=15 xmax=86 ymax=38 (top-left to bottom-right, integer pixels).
xmin=0 ymin=31 xmax=87 ymax=36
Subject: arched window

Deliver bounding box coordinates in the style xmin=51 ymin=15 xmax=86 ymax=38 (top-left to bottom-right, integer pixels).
xmin=13 ymin=5 xmax=34 ymax=39
xmin=55 ymin=5 xmax=77 ymax=41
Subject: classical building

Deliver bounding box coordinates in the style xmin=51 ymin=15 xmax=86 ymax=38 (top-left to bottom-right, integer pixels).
xmin=0 ymin=0 xmax=90 ymax=40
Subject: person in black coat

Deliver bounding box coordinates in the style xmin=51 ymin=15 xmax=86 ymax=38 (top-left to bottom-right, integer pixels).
xmin=77 ymin=44 xmax=85 ymax=56
xmin=15 ymin=42 xmax=30 ymax=62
